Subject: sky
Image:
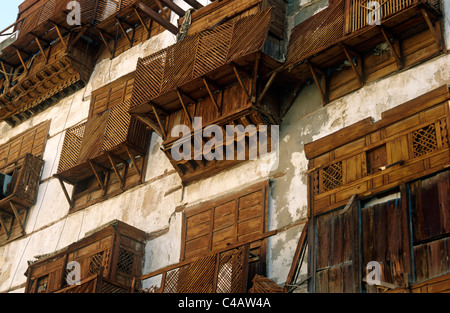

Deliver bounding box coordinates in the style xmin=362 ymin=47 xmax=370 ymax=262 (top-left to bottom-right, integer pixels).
xmin=0 ymin=0 xmax=22 ymax=32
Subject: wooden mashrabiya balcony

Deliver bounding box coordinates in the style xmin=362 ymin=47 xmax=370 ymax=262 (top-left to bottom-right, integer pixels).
xmin=283 ymin=0 xmax=445 ymax=105
xmin=129 ymin=8 xmax=290 ymax=183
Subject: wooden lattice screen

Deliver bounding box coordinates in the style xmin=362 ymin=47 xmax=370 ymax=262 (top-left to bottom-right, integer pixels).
xmin=141 ymin=244 xmax=251 ymax=293
xmin=130 ymin=8 xmax=273 ymax=110
xmin=0 ymin=121 xmax=50 ymax=170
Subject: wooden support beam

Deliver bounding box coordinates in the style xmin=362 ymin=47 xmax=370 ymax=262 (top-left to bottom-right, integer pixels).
xmin=136 ymin=2 xmax=178 ymax=35
xmin=177 ymin=89 xmax=193 ymax=126
xmin=9 ymin=202 xmax=24 ymax=234
xmin=69 ymin=25 xmax=89 ymax=48
xmin=116 ymin=18 xmax=132 ymax=45
xmin=340 ymin=45 xmax=364 ymax=86
xmin=89 ymin=160 xmax=106 ymax=193
xmin=308 ymin=62 xmax=328 ymax=105
xmin=232 ymin=64 xmax=251 ymax=101
xmin=183 ymin=0 xmax=203 ymax=9
xmin=51 ymin=22 xmax=67 ymax=50
xmin=34 ymin=37 xmax=48 ymax=64
xmin=97 ymin=29 xmax=114 ymax=57
xmin=154 ymin=0 xmax=170 ymax=21
xmin=1 ymin=61 xmax=10 ymax=86
xmin=421 ymin=8 xmax=443 ymax=51
xmin=125 ymin=146 xmax=142 ymax=182
xmin=15 ymin=50 xmax=27 ymax=73
xmin=379 ymin=26 xmax=402 ymax=70
xmin=202 ymin=78 xmax=221 ymax=114
xmin=0 ymin=213 xmax=11 ymax=239
xmin=134 ymin=113 xmax=163 ymax=138
xmin=134 ymin=7 xmax=150 ymax=37
xmin=151 ymin=105 xmax=167 ymax=139
xmin=159 ymin=0 xmax=185 ymax=17
xmin=257 ymin=71 xmax=278 ymax=104
xmin=56 ymin=175 xmax=73 ymax=208
xmin=280 ymin=81 xmax=305 ymax=118
xmin=251 ymin=53 xmax=261 ymax=103
xmin=106 ymin=152 xmax=125 ymax=189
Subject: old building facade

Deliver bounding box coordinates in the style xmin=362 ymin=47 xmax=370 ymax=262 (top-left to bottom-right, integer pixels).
xmin=0 ymin=0 xmax=449 ymax=294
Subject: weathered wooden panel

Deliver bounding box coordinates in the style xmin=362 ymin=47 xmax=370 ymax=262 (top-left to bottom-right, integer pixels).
xmin=181 ymin=181 xmax=268 ymax=260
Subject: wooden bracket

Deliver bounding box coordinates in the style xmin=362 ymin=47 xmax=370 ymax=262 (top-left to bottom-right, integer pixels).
xmin=116 ymin=18 xmax=132 ymax=45
xmin=136 ymin=1 xmax=179 ymax=35
xmin=159 ymin=0 xmax=185 ymax=17
xmin=340 ymin=44 xmax=365 ymax=86
xmin=252 ymin=53 xmax=261 ymax=103
xmin=232 ymin=64 xmax=251 ymax=101
xmin=202 ymin=78 xmax=221 ymax=114
xmin=106 ymin=152 xmax=126 ymax=189
xmin=134 ymin=7 xmax=151 ymax=37
xmin=182 ymin=0 xmax=203 ymax=10
xmin=134 ymin=113 xmax=163 ymax=138
xmin=420 ymin=8 xmax=444 ymax=51
xmin=50 ymin=22 xmax=68 ymax=51
xmin=308 ymin=62 xmax=328 ymax=105
xmin=10 ymin=202 xmax=24 ymax=234
xmin=177 ymin=89 xmax=193 ymax=126
xmin=0 ymin=213 xmax=12 ymax=239
xmin=379 ymin=26 xmax=403 ymax=70
xmin=151 ymin=105 xmax=167 ymax=139
xmin=88 ymin=160 xmax=106 ymax=194
xmin=34 ymin=37 xmax=48 ymax=64
xmin=257 ymin=71 xmax=278 ymax=105
xmin=125 ymin=146 xmax=144 ymax=183
xmin=55 ymin=175 xmax=73 ymax=209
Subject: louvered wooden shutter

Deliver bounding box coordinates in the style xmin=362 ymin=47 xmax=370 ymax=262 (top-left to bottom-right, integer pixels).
xmin=181 ymin=181 xmax=269 ymax=260
xmin=0 ymin=120 xmax=50 ymax=170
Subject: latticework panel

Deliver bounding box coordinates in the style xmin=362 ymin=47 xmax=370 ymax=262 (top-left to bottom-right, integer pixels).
xmin=101 ymin=100 xmax=132 ymax=152
xmin=192 ymin=23 xmax=234 ymax=78
xmin=157 ymin=245 xmax=249 ymax=293
xmin=88 ymin=249 xmax=111 ymax=276
xmin=412 ymin=124 xmax=438 ymax=158
xmin=322 ymin=161 xmax=343 ymax=192
xmin=130 ymin=9 xmax=273 ymax=110
xmin=216 ymin=245 xmax=247 ymax=293
xmin=117 ymin=248 xmax=134 ymax=275
xmin=57 ymin=122 xmax=86 ymax=173
xmin=285 ymin=0 xmax=345 ymax=67
xmin=161 ymin=35 xmax=199 ymax=94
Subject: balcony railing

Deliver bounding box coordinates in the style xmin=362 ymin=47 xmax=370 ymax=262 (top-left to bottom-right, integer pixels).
xmin=138 ymin=233 xmax=276 ymax=293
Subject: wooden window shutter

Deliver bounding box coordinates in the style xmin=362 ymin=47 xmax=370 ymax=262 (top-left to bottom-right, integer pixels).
xmin=181 ymin=181 xmax=269 ymax=261
xmin=89 ymin=73 xmax=135 ymax=118
xmin=0 ymin=120 xmax=50 ymax=170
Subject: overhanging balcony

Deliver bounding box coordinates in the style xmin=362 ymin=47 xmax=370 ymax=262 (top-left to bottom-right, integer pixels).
xmin=129 ymin=8 xmax=291 ymax=183
xmin=55 ymin=99 xmax=151 ymax=210
xmin=283 ymin=0 xmax=444 ymax=104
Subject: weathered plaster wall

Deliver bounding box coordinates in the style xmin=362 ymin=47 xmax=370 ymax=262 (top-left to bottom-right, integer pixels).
xmin=0 ymin=0 xmax=449 ymax=293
